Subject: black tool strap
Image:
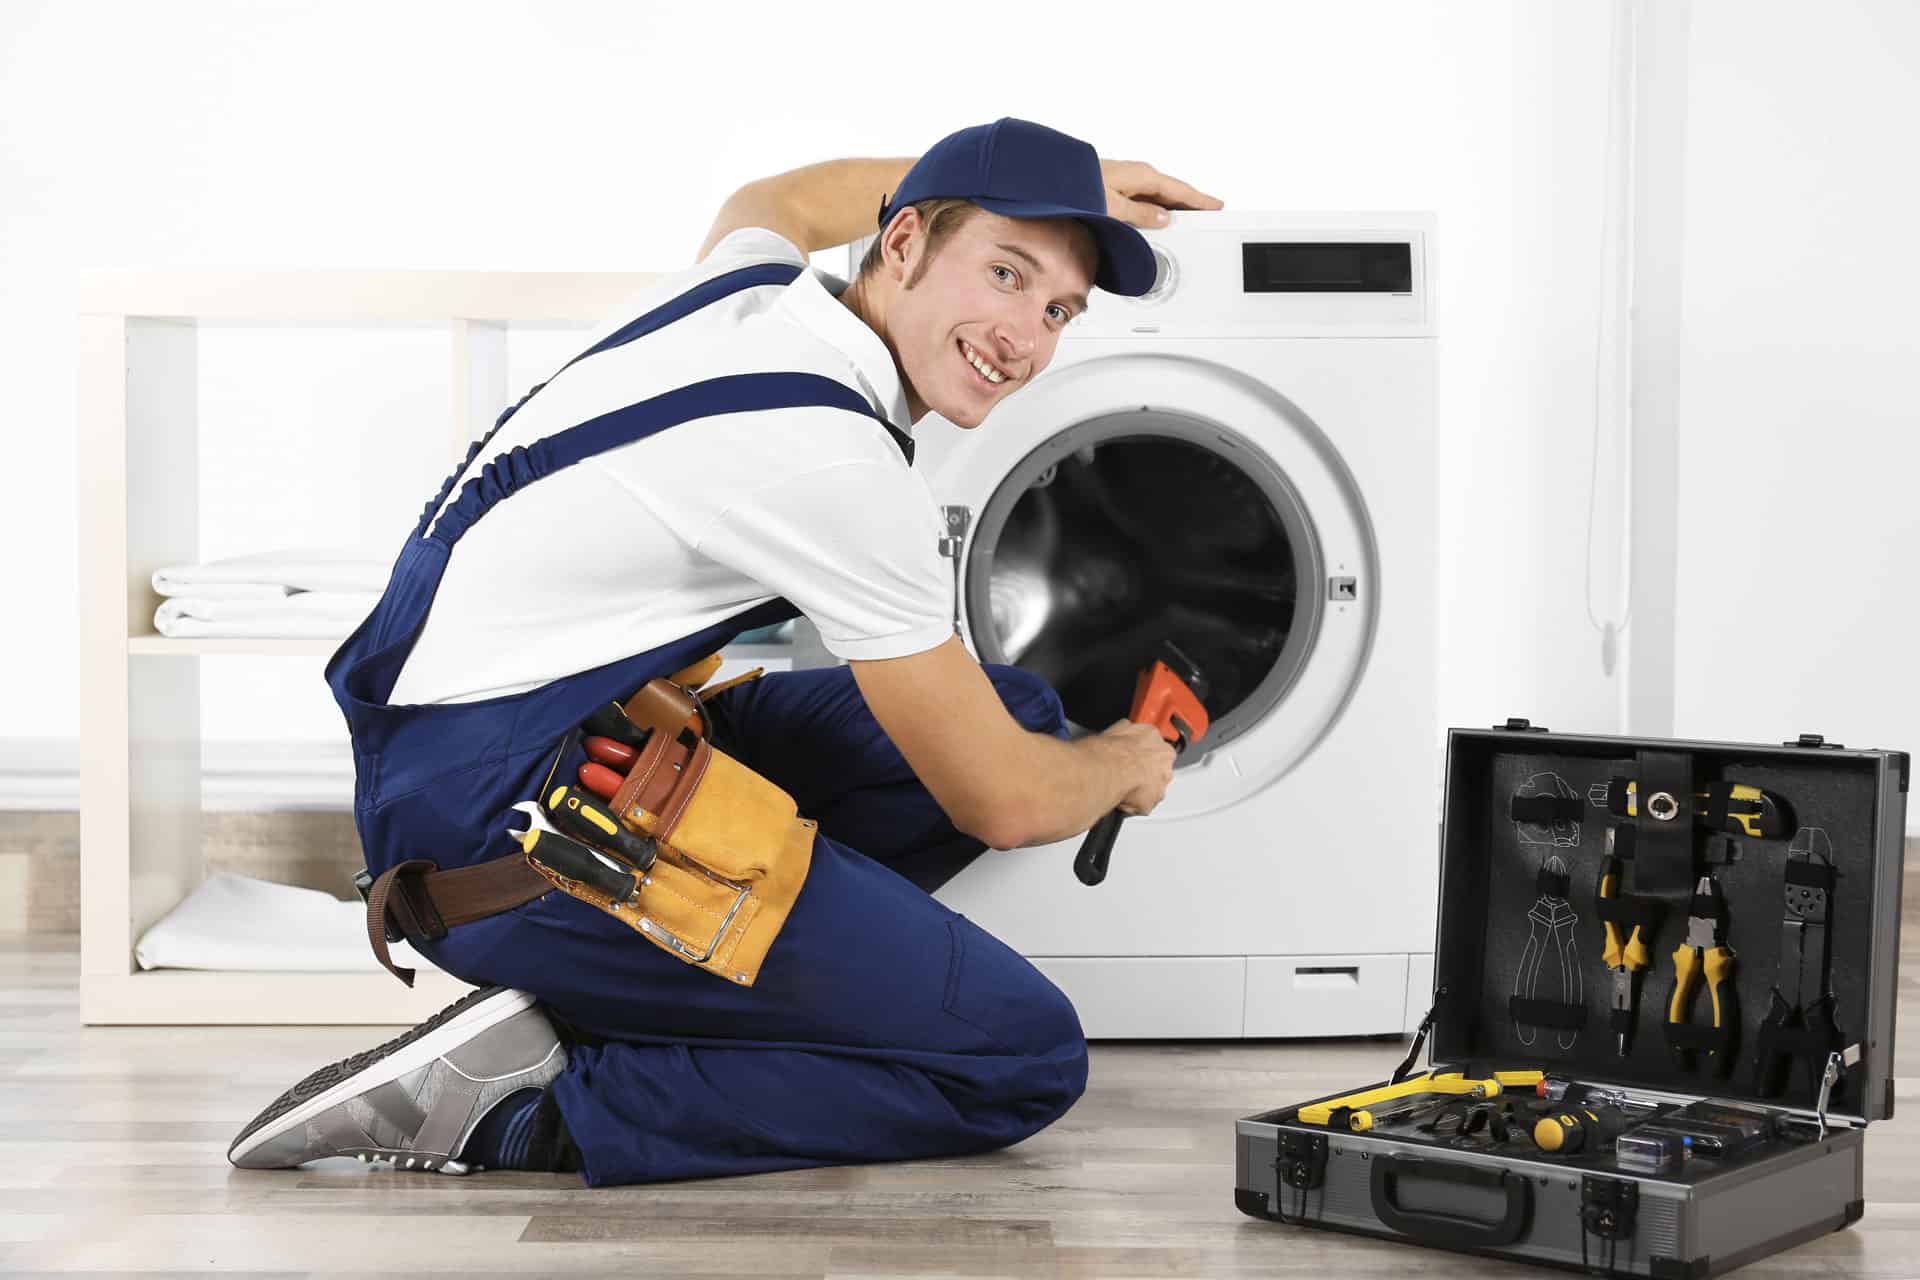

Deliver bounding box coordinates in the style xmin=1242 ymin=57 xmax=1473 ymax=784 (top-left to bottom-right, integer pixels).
xmin=1593 ymin=894 xmax=1665 ymax=936
xmin=1634 ymin=749 xmax=1695 ymax=892
xmin=1665 ymin=1018 xmax=1737 ymax=1061
xmin=1509 ymin=997 xmax=1586 ymax=1029
xmin=1511 ymin=793 xmax=1582 ymax=825
xmin=1698 ymin=783 xmax=1734 ymax=833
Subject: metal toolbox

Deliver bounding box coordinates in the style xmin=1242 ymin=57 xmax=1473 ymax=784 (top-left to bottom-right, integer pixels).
xmin=1235 ymin=723 xmax=1909 ymax=1277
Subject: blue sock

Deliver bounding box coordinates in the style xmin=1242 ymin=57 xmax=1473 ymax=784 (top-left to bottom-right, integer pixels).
xmin=463 ymin=1087 xmax=542 ymax=1169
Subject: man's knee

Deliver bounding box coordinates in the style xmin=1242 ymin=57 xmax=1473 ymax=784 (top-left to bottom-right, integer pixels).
xmin=983 ymin=664 xmax=1068 ymax=739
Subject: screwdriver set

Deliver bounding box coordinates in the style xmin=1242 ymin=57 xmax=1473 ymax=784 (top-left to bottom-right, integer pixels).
xmin=1237 ymin=723 xmax=1908 ymax=1276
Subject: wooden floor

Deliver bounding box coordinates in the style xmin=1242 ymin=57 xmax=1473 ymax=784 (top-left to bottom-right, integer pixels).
xmin=3 ymin=906 xmax=1917 ymax=1277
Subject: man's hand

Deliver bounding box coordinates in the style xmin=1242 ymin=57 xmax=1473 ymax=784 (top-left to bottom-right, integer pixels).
xmin=1099 ymin=160 xmax=1224 ymax=228
xmin=1097 ymin=719 xmax=1177 ymax=817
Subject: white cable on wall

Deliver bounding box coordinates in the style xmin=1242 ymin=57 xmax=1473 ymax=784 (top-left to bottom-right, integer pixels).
xmin=1586 ymin=0 xmax=1641 ymax=676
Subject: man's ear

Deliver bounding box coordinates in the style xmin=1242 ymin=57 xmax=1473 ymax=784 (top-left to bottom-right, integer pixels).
xmin=879 ymin=206 xmax=924 ymax=285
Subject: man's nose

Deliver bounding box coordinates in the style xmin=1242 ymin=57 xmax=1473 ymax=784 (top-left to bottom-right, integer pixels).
xmin=991 ymin=315 xmax=1038 ymax=366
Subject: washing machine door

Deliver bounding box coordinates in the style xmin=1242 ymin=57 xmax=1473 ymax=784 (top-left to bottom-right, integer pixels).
xmin=931 ymin=352 xmax=1378 ymax=819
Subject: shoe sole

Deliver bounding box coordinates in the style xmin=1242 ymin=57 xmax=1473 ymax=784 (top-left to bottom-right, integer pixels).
xmin=228 ymin=985 xmax=537 ymax=1168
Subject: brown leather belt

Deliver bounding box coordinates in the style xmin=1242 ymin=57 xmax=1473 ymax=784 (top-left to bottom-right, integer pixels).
xmin=361 ymin=854 xmax=549 ymax=986
xmin=358 ymin=667 xmax=766 ymax=986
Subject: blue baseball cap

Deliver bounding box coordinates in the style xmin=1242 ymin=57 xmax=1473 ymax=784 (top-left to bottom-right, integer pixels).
xmin=878 ymin=118 xmax=1158 ymax=298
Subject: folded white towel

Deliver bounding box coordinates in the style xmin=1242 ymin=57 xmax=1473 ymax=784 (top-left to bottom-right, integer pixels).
xmin=135 ymin=872 xmax=433 ymax=974
xmin=153 ymin=547 xmax=391 ymax=597
xmin=154 ymin=591 xmax=379 ymax=638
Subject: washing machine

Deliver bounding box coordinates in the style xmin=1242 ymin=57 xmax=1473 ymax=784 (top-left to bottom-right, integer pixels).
xmin=850 ymin=212 xmax=1438 ymax=1039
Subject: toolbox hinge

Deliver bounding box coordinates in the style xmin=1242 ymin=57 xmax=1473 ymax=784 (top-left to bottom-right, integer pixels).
xmin=1784 ymin=733 xmax=1844 ymax=749
xmin=1495 ymin=718 xmax=1548 ymax=733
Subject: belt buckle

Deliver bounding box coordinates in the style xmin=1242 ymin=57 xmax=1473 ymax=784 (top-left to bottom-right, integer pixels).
xmin=354 ymin=866 xmax=424 ymax=945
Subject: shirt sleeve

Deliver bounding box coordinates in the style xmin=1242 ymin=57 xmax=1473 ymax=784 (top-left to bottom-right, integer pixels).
xmin=692 ymin=459 xmax=954 ymax=662
xmin=705 ymin=226 xmax=806 ymax=264
xmin=575 ymin=229 xmax=808 ymax=352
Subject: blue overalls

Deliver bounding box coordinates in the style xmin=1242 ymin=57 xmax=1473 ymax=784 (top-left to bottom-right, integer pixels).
xmin=324 ymin=262 xmax=1088 ymax=1186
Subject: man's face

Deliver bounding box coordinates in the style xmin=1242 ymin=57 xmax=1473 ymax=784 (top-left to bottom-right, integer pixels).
xmin=889 ymin=210 xmax=1097 ymax=428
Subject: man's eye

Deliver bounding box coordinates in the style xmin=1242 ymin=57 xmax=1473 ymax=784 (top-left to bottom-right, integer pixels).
xmin=991 ymin=264 xmax=1014 ymax=284
xmin=1048 ymin=305 xmax=1070 ymax=324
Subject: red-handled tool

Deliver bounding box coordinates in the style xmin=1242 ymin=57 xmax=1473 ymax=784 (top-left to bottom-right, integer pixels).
xmin=1074 ymin=642 xmax=1210 ymax=887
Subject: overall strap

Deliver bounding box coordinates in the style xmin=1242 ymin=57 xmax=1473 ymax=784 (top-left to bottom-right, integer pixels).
xmin=410 ymin=260 xmax=915 ymax=541
xmin=428 ymin=372 xmax=891 ymax=548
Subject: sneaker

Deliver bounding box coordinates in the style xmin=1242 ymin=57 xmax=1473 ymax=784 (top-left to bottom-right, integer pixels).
xmin=227 ymin=986 xmax=564 ymax=1173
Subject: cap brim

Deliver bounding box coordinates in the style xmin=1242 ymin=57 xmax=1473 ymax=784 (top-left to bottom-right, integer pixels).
xmin=970 ymin=197 xmax=1159 ymax=297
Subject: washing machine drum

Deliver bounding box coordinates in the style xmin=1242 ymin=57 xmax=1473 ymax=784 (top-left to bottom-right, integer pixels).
xmin=965 ymin=410 xmax=1322 ymax=752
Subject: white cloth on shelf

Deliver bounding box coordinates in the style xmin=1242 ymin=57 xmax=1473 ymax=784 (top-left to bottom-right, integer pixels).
xmin=152 ymin=547 xmax=390 ymax=597
xmin=134 ymin=872 xmax=432 ymax=974
xmin=154 ymin=590 xmax=379 ymax=639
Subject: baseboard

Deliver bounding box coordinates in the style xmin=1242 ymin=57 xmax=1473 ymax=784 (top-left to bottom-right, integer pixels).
xmin=0 ymin=738 xmax=352 ymax=811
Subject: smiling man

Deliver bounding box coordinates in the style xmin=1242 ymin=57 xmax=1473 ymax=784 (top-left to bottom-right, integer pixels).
xmin=228 ymin=119 xmax=1222 ymax=1187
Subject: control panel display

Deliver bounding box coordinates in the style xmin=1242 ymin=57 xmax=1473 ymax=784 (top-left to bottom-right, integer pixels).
xmin=1242 ymin=242 xmax=1413 ymax=294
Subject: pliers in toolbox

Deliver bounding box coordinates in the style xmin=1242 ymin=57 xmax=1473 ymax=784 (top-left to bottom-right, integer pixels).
xmin=1751 ymin=828 xmax=1850 ymax=1101
xmin=1599 ymin=834 xmax=1650 ymax=1057
xmin=1666 ymin=875 xmax=1737 ymax=1072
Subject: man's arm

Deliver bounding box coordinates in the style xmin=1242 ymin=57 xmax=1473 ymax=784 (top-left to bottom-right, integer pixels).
xmin=849 ymin=636 xmax=1173 ymax=850
xmin=697 ymin=159 xmax=914 ymax=261
xmin=696 ymin=155 xmax=1224 ymax=261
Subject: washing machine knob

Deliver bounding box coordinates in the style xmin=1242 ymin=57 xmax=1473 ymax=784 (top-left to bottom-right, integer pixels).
xmin=1134 ymin=247 xmax=1177 ymax=303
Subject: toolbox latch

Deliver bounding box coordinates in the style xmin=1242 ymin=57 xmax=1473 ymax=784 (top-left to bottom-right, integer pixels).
xmin=1276 ymin=1130 xmax=1329 ymax=1194
xmin=1496 ymin=718 xmax=1548 ymax=733
xmin=1785 ymin=733 xmax=1844 ymax=749
xmin=1581 ymin=1175 xmax=1638 ymax=1240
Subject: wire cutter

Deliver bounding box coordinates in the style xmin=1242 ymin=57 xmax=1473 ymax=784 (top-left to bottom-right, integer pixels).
xmin=1599 ymin=831 xmax=1650 ymax=1057
xmin=1751 ymin=828 xmax=1848 ymax=1101
xmin=1667 ymin=875 xmax=1737 ymax=1072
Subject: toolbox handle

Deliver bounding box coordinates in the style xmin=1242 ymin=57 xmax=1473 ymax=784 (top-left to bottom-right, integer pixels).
xmin=1369 ymin=1154 xmax=1532 ymax=1249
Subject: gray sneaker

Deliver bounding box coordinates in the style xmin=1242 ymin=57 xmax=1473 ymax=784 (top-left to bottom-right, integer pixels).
xmin=227 ymin=986 xmax=564 ymax=1174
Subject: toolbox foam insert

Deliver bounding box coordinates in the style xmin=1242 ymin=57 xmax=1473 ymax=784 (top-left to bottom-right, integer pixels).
xmin=1431 ymin=733 xmax=1900 ymax=1121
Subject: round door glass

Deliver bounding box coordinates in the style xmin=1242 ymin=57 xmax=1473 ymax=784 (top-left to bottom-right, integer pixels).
xmin=965 ymin=410 xmax=1322 ymax=756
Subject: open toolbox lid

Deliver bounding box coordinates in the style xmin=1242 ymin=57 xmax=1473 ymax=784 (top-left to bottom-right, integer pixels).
xmin=1420 ymin=722 xmax=1909 ymax=1127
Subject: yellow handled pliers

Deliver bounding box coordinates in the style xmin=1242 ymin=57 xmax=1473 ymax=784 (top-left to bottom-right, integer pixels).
xmin=1599 ymin=836 xmax=1651 ymax=1056
xmin=1667 ymin=875 xmax=1738 ymax=1071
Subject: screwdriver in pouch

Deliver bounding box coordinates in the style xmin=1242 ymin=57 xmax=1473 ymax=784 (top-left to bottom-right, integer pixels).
xmin=583 ymin=701 xmax=652 ymax=750
xmin=544 ymin=783 xmax=656 ymax=872
xmin=508 ymin=801 xmax=638 ymax=904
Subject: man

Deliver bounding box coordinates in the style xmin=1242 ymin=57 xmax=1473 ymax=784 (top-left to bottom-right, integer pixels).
xmin=228 ymin=119 xmax=1222 ymax=1185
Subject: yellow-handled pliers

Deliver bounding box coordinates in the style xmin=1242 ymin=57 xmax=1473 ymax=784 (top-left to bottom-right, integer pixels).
xmin=1667 ymin=875 xmax=1738 ymax=1072
xmin=1599 ymin=836 xmax=1650 ymax=1056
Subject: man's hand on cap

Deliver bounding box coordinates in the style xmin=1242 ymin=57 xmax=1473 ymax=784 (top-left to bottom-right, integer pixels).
xmin=1098 ymin=160 xmax=1225 ymax=228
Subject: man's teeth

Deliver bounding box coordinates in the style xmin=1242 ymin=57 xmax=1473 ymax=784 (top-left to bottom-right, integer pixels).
xmin=962 ymin=342 xmax=1005 ymax=384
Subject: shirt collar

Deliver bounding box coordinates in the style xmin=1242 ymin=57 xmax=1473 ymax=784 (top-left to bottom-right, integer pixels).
xmin=776 ymin=267 xmax=913 ymax=436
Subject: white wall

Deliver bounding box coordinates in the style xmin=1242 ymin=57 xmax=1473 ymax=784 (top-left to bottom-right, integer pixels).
xmin=1670 ymin=0 xmax=1920 ymax=755
xmin=10 ymin=1 xmax=1907 ymax=808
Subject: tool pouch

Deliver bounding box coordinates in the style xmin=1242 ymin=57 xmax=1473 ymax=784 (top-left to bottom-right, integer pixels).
xmin=528 ymin=662 xmax=807 ymax=987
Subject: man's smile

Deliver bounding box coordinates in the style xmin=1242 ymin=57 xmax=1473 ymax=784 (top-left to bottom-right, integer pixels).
xmin=959 ymin=339 xmax=1010 ymax=388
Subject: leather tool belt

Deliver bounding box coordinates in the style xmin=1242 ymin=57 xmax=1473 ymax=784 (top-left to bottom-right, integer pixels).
xmin=362 ymin=658 xmax=813 ymax=988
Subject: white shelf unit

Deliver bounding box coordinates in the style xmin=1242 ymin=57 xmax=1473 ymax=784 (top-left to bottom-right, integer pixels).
xmin=76 ymin=269 xmax=705 ymax=1026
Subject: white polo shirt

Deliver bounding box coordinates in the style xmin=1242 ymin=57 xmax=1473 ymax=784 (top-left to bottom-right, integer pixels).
xmin=387 ymin=228 xmax=953 ymax=706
